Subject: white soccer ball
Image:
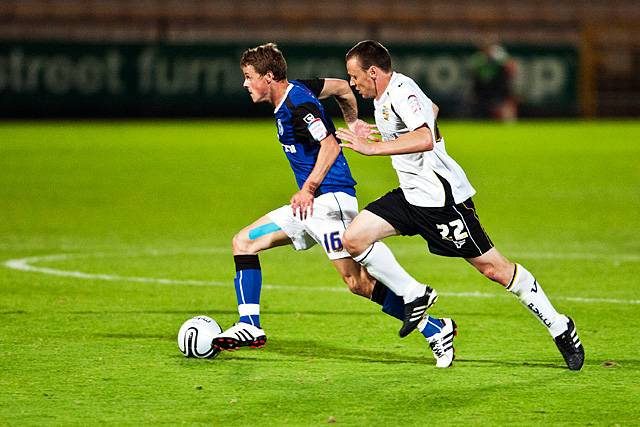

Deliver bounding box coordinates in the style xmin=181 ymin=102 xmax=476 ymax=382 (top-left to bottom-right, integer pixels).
xmin=177 ymin=315 xmax=222 ymax=359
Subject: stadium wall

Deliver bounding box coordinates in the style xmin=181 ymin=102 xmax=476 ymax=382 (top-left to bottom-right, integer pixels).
xmin=0 ymin=41 xmax=577 ymax=119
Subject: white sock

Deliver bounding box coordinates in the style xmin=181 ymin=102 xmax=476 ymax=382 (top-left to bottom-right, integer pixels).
xmin=353 ymin=242 xmax=425 ymax=303
xmin=508 ymin=264 xmax=568 ymax=337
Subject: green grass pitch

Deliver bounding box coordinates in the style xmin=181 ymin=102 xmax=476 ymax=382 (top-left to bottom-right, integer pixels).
xmin=1 ymin=120 xmax=639 ymax=425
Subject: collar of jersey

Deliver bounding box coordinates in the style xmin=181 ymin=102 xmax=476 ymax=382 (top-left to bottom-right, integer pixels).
xmin=375 ymin=72 xmax=398 ymax=105
xmin=274 ymin=83 xmax=294 ymax=113
xmin=386 ymin=72 xmax=400 ymax=95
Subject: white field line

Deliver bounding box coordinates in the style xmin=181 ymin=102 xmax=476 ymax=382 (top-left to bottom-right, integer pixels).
xmin=3 ymin=249 xmax=640 ymax=305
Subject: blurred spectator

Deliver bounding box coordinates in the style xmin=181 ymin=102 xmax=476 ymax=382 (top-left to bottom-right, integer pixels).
xmin=469 ymin=42 xmax=518 ymax=121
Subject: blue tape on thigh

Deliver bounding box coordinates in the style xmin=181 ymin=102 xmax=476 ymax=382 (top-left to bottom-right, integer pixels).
xmin=248 ymin=222 xmax=282 ymax=240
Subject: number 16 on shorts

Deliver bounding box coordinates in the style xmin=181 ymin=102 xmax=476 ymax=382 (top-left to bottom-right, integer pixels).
xmin=323 ymin=231 xmax=344 ymax=253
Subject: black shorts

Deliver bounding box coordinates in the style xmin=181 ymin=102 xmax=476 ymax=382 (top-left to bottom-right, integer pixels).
xmin=365 ymin=188 xmax=494 ymax=258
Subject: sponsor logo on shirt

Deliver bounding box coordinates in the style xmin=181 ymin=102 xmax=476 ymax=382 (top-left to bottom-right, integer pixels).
xmin=281 ymin=143 xmax=297 ymax=153
xmin=408 ymin=94 xmax=421 ymax=114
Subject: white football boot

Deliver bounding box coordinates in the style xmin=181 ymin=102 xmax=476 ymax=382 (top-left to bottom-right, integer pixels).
xmin=421 ymin=317 xmax=457 ymax=368
xmin=212 ymin=322 xmax=267 ymax=351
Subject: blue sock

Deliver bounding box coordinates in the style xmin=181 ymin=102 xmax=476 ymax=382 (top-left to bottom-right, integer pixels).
xmin=381 ymin=287 xmax=404 ymax=321
xmin=372 ymin=282 xmax=443 ymax=338
xmin=420 ymin=317 xmax=444 ymax=338
xmin=233 ymin=255 xmax=262 ymax=328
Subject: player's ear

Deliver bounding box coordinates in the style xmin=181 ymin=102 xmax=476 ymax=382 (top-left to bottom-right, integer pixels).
xmin=265 ymin=71 xmax=274 ymax=84
xmin=368 ymin=66 xmax=377 ymax=79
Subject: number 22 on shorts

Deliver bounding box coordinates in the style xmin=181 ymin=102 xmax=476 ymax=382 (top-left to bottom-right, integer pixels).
xmin=436 ymin=219 xmax=469 ymax=241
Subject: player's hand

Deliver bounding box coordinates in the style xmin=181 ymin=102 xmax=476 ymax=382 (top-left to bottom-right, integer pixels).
xmin=347 ymin=120 xmax=382 ymax=142
xmin=290 ymin=188 xmax=315 ymax=220
xmin=347 ymin=119 xmax=381 ymax=142
xmin=336 ymin=127 xmax=378 ymax=156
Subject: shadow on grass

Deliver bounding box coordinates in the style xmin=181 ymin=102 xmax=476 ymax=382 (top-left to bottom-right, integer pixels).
xmin=454 ymin=358 xmax=562 ymax=369
xmin=265 ymin=338 xmax=426 ymax=364
xmin=212 ymin=338 xmax=598 ymax=370
xmin=91 ymin=334 xmax=640 ymax=371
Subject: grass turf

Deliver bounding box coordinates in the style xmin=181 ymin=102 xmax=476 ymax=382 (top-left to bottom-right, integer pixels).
xmin=1 ymin=120 xmax=639 ymax=425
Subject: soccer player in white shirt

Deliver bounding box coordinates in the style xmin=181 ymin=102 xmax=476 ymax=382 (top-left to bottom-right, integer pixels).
xmin=336 ymin=40 xmax=584 ymax=370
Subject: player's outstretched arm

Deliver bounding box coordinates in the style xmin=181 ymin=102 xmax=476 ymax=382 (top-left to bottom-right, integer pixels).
xmin=336 ymin=125 xmax=433 ymax=156
xmin=318 ymin=78 xmax=359 ymax=127
xmin=319 ymin=78 xmax=379 ymax=140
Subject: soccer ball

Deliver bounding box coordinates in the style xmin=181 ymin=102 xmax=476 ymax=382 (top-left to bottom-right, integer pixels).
xmin=177 ymin=315 xmax=222 ymax=359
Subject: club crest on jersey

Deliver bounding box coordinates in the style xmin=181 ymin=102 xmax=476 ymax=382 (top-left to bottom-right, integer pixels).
xmin=408 ymin=94 xmax=421 ymax=114
xmin=307 ymin=117 xmax=328 ymax=141
xmin=382 ymin=103 xmax=391 ymax=120
xmin=277 ymin=119 xmax=284 ymax=136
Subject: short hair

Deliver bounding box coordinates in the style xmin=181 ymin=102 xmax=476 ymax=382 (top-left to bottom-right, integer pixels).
xmin=346 ymin=40 xmax=392 ymax=73
xmin=240 ymin=43 xmax=287 ymax=81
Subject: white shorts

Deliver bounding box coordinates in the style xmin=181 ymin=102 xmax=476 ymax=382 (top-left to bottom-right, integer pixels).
xmin=267 ymin=192 xmax=358 ymax=260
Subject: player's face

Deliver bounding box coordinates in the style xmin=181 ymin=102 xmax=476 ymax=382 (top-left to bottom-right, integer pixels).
xmin=346 ymin=57 xmax=376 ymax=99
xmin=242 ymin=65 xmax=270 ymax=103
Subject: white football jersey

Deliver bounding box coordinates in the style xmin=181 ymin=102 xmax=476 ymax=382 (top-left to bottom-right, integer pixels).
xmin=373 ymin=72 xmax=475 ymax=207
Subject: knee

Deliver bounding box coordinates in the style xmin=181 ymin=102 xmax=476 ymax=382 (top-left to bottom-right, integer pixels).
xmin=232 ymin=232 xmax=256 ymax=255
xmin=342 ymin=229 xmax=368 ymax=257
